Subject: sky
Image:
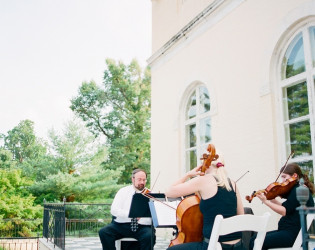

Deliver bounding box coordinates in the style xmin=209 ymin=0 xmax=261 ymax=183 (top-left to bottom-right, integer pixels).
xmin=0 ymin=0 xmax=152 ymax=139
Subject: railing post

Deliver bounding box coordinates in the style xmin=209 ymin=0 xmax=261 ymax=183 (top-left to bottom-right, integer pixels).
xmin=43 ymin=199 xmax=49 ymax=239
xmin=79 ymin=205 xmax=82 ymax=237
xmin=296 ymin=178 xmax=310 ymax=250
xmin=62 ymin=199 xmax=66 ymax=250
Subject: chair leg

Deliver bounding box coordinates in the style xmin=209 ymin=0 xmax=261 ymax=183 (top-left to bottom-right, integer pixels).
xmin=115 ymin=239 xmax=121 ymax=250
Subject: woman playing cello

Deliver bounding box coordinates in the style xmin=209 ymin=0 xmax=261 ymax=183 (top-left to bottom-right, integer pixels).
xmin=249 ymin=163 xmax=315 ymax=250
xmin=165 ymin=149 xmax=245 ymax=250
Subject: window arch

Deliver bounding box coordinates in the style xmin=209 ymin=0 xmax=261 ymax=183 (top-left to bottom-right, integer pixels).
xmin=279 ymin=22 xmax=315 ymax=181
xmin=184 ymin=84 xmax=212 ymax=171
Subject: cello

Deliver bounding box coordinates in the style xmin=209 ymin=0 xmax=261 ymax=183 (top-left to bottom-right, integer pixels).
xmin=169 ymin=144 xmax=219 ymax=247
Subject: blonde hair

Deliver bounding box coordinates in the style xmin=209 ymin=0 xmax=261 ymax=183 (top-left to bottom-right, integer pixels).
xmin=212 ymin=153 xmax=232 ymax=191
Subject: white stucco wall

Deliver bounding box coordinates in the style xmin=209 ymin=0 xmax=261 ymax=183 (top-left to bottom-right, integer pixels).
xmin=151 ymin=0 xmax=215 ymax=53
xmin=149 ymin=0 xmax=315 ymax=231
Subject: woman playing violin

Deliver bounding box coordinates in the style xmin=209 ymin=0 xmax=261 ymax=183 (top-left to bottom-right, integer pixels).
xmin=249 ymin=163 xmax=315 ymax=250
xmin=165 ymin=151 xmax=245 ymax=250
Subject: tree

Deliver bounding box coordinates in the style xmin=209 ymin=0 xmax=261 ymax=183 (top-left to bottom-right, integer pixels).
xmin=0 ymin=148 xmax=16 ymax=169
xmin=0 ymin=168 xmax=42 ymax=237
xmin=30 ymin=167 xmax=123 ymax=203
xmin=30 ymin=119 xmax=122 ymax=203
xmin=3 ymin=120 xmax=47 ymax=163
xmin=47 ymin=119 xmax=102 ymax=174
xmin=1 ymin=120 xmax=59 ymax=183
xmin=70 ymin=59 xmax=151 ymax=183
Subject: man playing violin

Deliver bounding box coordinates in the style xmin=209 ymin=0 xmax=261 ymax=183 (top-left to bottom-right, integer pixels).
xmin=98 ymin=168 xmax=156 ymax=250
xmin=165 ymin=150 xmax=245 ymax=250
xmin=249 ymin=163 xmax=315 ymax=250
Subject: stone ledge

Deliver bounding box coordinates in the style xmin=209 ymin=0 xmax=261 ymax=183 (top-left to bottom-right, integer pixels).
xmin=39 ymin=238 xmax=62 ymax=250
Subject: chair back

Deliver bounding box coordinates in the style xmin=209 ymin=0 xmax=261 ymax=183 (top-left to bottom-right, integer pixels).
xmin=207 ymin=212 xmax=271 ymax=250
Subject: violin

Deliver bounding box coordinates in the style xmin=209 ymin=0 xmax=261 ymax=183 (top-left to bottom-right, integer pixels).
xmin=141 ymin=187 xmax=151 ymax=194
xmin=245 ymin=151 xmax=295 ymax=203
xmin=169 ymin=144 xmax=219 ymax=247
xmin=245 ymin=176 xmax=298 ymax=203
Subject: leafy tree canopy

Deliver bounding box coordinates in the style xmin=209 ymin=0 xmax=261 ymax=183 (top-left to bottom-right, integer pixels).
xmin=0 ymin=168 xmax=41 ymax=219
xmin=29 ymin=119 xmax=123 ymax=203
xmin=70 ymin=59 xmax=151 ymax=183
xmin=3 ymin=120 xmax=47 ymax=163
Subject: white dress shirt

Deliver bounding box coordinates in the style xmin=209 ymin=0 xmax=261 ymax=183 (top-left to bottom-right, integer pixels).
xmin=111 ymin=185 xmax=152 ymax=225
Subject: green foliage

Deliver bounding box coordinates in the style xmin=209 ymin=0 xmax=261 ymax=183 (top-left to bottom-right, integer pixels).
xmin=70 ymin=59 xmax=151 ymax=183
xmin=47 ymin=120 xmax=102 ymax=174
xmin=0 ymin=218 xmax=42 ymax=237
xmin=0 ymin=148 xmax=16 ymax=169
xmin=0 ymin=169 xmax=42 ymax=219
xmin=19 ymin=155 xmax=62 ymax=182
xmin=30 ymin=167 xmax=123 ymax=203
xmin=28 ymin=120 xmax=123 ymax=203
xmin=3 ymin=120 xmax=47 ymax=163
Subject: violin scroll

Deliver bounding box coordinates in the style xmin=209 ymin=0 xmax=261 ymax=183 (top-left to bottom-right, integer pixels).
xmin=245 ymin=190 xmax=265 ymax=203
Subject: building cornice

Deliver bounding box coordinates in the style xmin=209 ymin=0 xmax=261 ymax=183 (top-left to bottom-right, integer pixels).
xmin=147 ymin=0 xmax=245 ymax=67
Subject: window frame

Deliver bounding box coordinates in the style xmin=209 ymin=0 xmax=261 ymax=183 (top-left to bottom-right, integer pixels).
xmin=182 ymin=82 xmax=214 ymax=172
xmin=277 ymin=21 xmax=315 ymax=176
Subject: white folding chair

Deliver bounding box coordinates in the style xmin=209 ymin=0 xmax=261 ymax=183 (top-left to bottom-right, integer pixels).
xmin=207 ymin=212 xmax=271 ymax=250
xmin=268 ymin=213 xmax=315 ymax=250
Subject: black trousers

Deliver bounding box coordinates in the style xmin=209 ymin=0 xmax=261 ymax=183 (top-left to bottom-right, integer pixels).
xmin=98 ymin=221 xmax=155 ymax=250
xmin=249 ymin=230 xmax=296 ymax=250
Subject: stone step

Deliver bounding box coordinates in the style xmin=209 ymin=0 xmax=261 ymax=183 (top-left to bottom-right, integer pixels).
xmin=65 ymin=236 xmax=170 ymax=250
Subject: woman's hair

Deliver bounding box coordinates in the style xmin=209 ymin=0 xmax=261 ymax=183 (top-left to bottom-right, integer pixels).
xmin=280 ymin=162 xmax=315 ymax=194
xmin=212 ymin=153 xmax=232 ymax=191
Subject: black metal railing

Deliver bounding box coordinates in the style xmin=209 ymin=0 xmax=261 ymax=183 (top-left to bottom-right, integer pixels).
xmin=43 ymin=202 xmax=66 ymax=250
xmin=43 ymin=201 xmax=111 ymax=249
xmin=65 ymin=203 xmax=111 ymax=237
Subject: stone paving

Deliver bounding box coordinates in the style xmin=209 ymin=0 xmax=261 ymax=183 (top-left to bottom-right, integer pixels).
xmin=65 ymin=236 xmax=170 ymax=250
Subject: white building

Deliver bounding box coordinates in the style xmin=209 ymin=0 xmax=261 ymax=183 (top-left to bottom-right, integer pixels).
xmin=148 ymin=0 xmax=315 ymax=230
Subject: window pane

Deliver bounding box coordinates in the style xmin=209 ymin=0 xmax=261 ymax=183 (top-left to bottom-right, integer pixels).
xmin=186 ymin=124 xmax=196 ymax=147
xmin=285 ymin=120 xmax=312 ymax=157
xmin=310 ymin=27 xmax=315 ymax=67
xmin=295 ymin=160 xmax=314 ymax=184
xmin=186 ymin=91 xmax=196 ymax=119
xmin=283 ymin=81 xmax=309 ymax=120
xmin=186 ymin=150 xmax=197 ymax=170
xmin=200 ymin=117 xmax=211 ymax=144
xmin=282 ymin=33 xmax=305 ymax=79
xmin=199 ymin=86 xmax=210 ymax=114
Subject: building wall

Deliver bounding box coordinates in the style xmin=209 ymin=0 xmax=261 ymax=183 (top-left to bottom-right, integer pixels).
xmin=151 ymin=0 xmax=215 ymax=52
xmin=149 ymin=0 xmax=315 ymax=231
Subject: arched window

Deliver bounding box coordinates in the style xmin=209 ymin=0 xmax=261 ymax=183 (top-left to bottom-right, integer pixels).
xmin=184 ymin=84 xmax=211 ymax=171
xmin=279 ymin=24 xmax=315 ymax=181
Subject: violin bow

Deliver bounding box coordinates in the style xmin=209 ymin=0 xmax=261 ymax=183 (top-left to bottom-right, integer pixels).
xmin=236 ymin=170 xmax=250 ymax=183
xmin=151 ymin=171 xmax=160 ymax=191
xmin=275 ymin=151 xmax=295 ymax=182
xmin=141 ymin=171 xmax=176 ymax=210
